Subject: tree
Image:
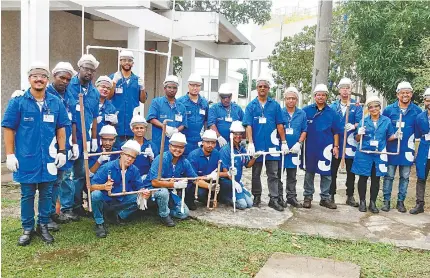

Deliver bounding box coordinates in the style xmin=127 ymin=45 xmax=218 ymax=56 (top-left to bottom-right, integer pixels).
xmin=237 ymin=68 xmax=256 ymax=98
xmin=173 ymin=56 xmax=182 ymax=76
xmin=408 ymin=37 xmax=430 ymax=103
xmin=175 ymin=0 xmax=272 ymax=26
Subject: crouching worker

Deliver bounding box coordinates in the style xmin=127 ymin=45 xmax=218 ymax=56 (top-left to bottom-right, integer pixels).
xmin=219 ymin=121 xmax=258 ymax=209
xmin=89 ymin=125 xmax=120 ymax=177
xmin=90 ymin=140 xmax=151 ymax=238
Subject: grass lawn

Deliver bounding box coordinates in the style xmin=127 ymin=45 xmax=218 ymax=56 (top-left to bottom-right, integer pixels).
xmin=2 ymin=215 xmax=430 ymax=278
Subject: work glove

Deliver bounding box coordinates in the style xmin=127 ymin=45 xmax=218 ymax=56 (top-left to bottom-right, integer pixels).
xmin=281 ymin=142 xmax=289 ymax=154
xmin=247 ymin=142 xmax=255 ymax=156
xmin=138 ymin=77 xmax=145 ymax=90
xmin=253 ymin=152 xmax=261 ymax=159
xmin=165 ymin=126 xmax=178 ymax=138
xmin=97 ymin=154 xmax=110 ymax=164
xmin=140 ymin=174 xmax=147 ymax=182
xmin=97 ymin=115 xmax=103 ymax=124
xmin=345 ymin=123 xmax=356 ymax=132
xmin=207 ymin=169 xmax=218 ymax=181
xmin=357 ymin=127 xmax=366 ymax=135
xmin=105 ymin=112 xmax=119 ymax=125
xmin=173 ymin=180 xmax=188 ymax=189
xmin=233 ymin=180 xmax=243 ymax=193
xmin=55 ymin=153 xmax=66 ymax=168
xmin=71 ymin=144 xmax=79 ymax=160
xmin=394 ymin=129 xmax=403 ymax=140
xmin=6 ymin=154 xmax=19 ymax=172
xmin=112 ymin=71 xmax=122 ymax=83
xmin=11 ymin=90 xmax=24 ymax=99
xmin=217 ymin=136 xmax=228 ymax=147
xmin=137 ymin=193 xmax=148 ymax=210
xmin=144 ymin=147 xmax=154 ymax=160
xmin=229 ymin=167 xmax=238 ymax=177
xmin=290 ymin=142 xmax=301 ymax=154
xmin=91 ymin=138 xmax=98 ymax=152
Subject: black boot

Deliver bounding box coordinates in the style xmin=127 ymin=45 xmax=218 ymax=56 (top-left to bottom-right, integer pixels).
xmin=368 ymin=201 xmax=379 ymax=213
xmin=396 ymin=201 xmax=406 ymax=213
xmin=95 ymin=223 xmax=107 ymax=238
xmin=268 ymin=197 xmax=284 ymax=211
xmin=51 ymin=213 xmax=70 ymax=224
xmin=409 ymin=202 xmax=425 ymax=215
xmin=303 ymin=198 xmax=312 ymax=209
xmin=346 ymin=196 xmax=359 ymax=207
xmin=287 ymin=197 xmax=303 ymax=208
xmin=253 ymin=195 xmax=261 ymax=208
xmin=185 ymin=196 xmax=197 ymax=211
xmin=359 ymin=200 xmax=367 ymax=212
xmin=278 ymin=196 xmax=288 ymax=208
xmin=47 ymin=219 xmax=60 ymax=232
xmin=61 ymin=211 xmax=80 ymax=222
xmin=319 ymin=199 xmax=337 ymax=209
xmin=329 ymin=194 xmax=336 ymax=204
xmin=18 ymin=230 xmax=35 ymax=246
xmin=73 ymin=206 xmax=91 ymax=218
xmin=160 ymin=215 xmax=175 ymax=227
xmin=381 ymin=201 xmax=390 ymax=212
xmin=36 ymin=224 xmax=54 ymax=244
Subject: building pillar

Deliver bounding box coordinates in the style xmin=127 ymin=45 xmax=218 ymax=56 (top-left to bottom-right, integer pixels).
xmin=181 ymin=46 xmax=195 ymax=96
xmin=218 ymin=59 xmax=228 ymax=89
xmin=128 ymin=27 xmax=146 ymax=78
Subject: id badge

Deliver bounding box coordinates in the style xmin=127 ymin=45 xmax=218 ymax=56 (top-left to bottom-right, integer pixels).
xmin=425 ymin=134 xmax=430 ymax=141
xmin=175 ymin=114 xmax=183 ymax=122
xmin=396 ymin=121 xmax=405 ymax=128
xmin=259 ymin=117 xmax=267 ymax=124
xmin=370 ymin=140 xmax=379 ymax=147
xmin=199 ymin=109 xmax=206 ymax=115
xmin=68 ymin=112 xmax=72 ymax=121
xmin=116 ymin=87 xmax=123 ymax=94
xmin=286 ymin=128 xmax=294 ymax=135
xmin=43 ymin=114 xmax=54 ymax=123
xmin=225 ymin=117 xmax=232 ymax=122
xmin=76 ymin=104 xmax=80 ymax=112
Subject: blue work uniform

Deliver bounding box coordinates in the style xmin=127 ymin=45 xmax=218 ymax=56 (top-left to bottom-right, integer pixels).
xmin=302 ymin=104 xmax=342 ymax=175
xmin=207 ymin=102 xmax=244 ymax=148
xmin=88 ymin=146 xmax=120 ymax=169
xmin=146 ymin=96 xmax=187 ymax=151
xmin=132 ymin=139 xmax=159 ymax=177
xmin=109 ymin=72 xmax=145 ymax=137
xmin=177 ymin=94 xmax=209 ymax=156
xmin=414 ymin=111 xmax=430 ymax=180
xmin=351 ymin=115 xmax=395 ymax=177
xmin=382 ymin=101 xmax=422 ymax=166
xmin=280 ymin=107 xmax=307 ymax=169
xmin=330 ymin=99 xmax=363 ymax=158
xmin=95 ymin=100 xmax=117 ymax=142
xmin=243 ymin=97 xmax=284 ymax=162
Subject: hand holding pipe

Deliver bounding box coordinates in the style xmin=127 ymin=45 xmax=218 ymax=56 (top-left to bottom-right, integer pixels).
xmin=211 ymin=160 xmax=222 ymax=210
xmin=79 ymin=94 xmax=92 ymax=212
xmin=230 ymin=133 xmax=237 ymax=212
xmin=340 ymin=96 xmax=351 ymax=169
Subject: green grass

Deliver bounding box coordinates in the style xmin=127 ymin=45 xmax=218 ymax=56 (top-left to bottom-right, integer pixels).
xmin=2 ymin=216 xmax=430 ymax=278
xmin=1 ymin=198 xmax=19 ymax=209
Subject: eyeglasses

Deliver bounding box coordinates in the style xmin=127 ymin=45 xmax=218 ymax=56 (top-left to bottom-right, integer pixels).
xmin=98 ymin=85 xmax=111 ymax=90
xmin=30 ymin=74 xmax=48 ymax=80
xmin=120 ymin=59 xmax=134 ymax=63
xmin=220 ymin=95 xmax=232 ymax=99
xmin=80 ymin=67 xmax=95 ymax=73
xmin=123 ymin=153 xmax=137 ymax=160
xmin=285 ymin=97 xmax=297 ymax=101
xmin=258 ymin=85 xmax=269 ymax=89
xmin=398 ymin=91 xmax=412 ymax=96
xmin=232 ymin=132 xmax=243 ymax=137
xmin=170 ymin=144 xmax=185 ymax=150
xmin=368 ymin=105 xmax=381 ymax=110
xmin=189 ymin=84 xmax=201 ymax=88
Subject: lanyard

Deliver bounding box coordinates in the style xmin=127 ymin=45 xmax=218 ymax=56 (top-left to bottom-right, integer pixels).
xmin=259 ymin=102 xmax=266 ymax=118
xmin=49 ymin=84 xmax=69 ymax=111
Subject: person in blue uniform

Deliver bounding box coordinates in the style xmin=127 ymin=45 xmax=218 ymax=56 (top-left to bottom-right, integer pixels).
xmin=177 ymin=73 xmax=209 ymax=156
xmin=352 ymin=96 xmax=400 ymax=213
xmin=278 ymin=87 xmax=307 ymax=208
xmin=381 ymin=81 xmax=422 ymax=213
xmin=109 ymin=50 xmax=147 ymax=144
xmin=302 ymin=84 xmax=342 ymax=210
xmin=147 ymin=75 xmax=187 ymax=151
xmin=89 ymin=125 xmax=120 ymax=176
xmin=208 ymin=83 xmax=244 ymax=149
xmin=410 ymin=88 xmax=430 ymax=214
xmin=94 ymin=76 xmax=117 ymax=142
xmin=219 ymin=121 xmax=258 ymax=210
xmin=243 ymin=75 xmax=288 ymax=211
xmin=90 ymin=140 xmax=151 ymax=238
xmin=2 ymin=63 xmax=70 ymax=246
xmin=329 ymin=77 xmax=363 ymax=207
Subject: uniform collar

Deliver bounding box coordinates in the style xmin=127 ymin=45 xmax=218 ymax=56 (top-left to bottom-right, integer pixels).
xmin=185 ymin=93 xmax=202 ymax=104
xmin=162 ymin=96 xmax=177 ymax=106
xmin=252 ymin=96 xmax=273 ymax=105
xmin=24 ymin=88 xmax=54 ymax=103
xmin=70 ymin=75 xmax=95 ymax=90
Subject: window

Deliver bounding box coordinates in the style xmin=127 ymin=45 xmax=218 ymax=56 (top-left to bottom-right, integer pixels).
xmin=210 ymin=79 xmax=218 ymax=92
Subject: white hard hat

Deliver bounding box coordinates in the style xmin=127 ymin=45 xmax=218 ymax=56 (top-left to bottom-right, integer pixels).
xmin=284 ymin=86 xmax=299 ymax=98
xmin=95 ymin=76 xmax=113 ymax=87
xmin=130 ymin=115 xmax=148 ymax=129
xmin=121 ymin=140 xmax=141 ymax=153
xmin=119 ymin=50 xmax=134 ymax=60
xmin=163 ymin=75 xmax=179 ymax=87
xmin=170 ymin=132 xmax=187 ymax=145
xmin=365 ymin=96 xmax=382 ymax=107
xmin=256 ymin=74 xmax=272 ymax=87
xmin=52 ymin=62 xmax=77 ymax=76
xmin=396 ymin=81 xmax=413 ymax=92
xmin=28 ymin=62 xmax=50 ymax=77
xmin=187 ymin=73 xmax=202 ymax=84
xmin=423 ymin=88 xmax=430 ymax=99
xmin=77 ymin=54 xmax=100 ymax=69
xmin=218 ymin=83 xmax=235 ymax=96
xmin=230 ymin=121 xmax=245 ymax=133
xmin=99 ymin=125 xmax=118 ymax=137
xmin=313 ymin=84 xmax=329 ymax=94
xmin=201 ymin=130 xmax=217 ymax=141
xmin=337 ymin=77 xmax=352 ymax=88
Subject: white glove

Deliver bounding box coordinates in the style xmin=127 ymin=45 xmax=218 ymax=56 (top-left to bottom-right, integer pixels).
xmin=173 ymin=180 xmax=188 ymax=189
xmin=138 ymin=77 xmax=145 ymax=90
xmin=6 ymin=154 xmax=19 ymax=172
xmin=253 ymin=152 xmax=261 ymax=159
xmin=91 ymin=138 xmax=98 ymax=152
xmin=11 ymin=90 xmax=24 ymax=99
xmin=290 ymin=142 xmax=301 ymax=154
xmin=345 ymin=123 xmax=356 ymax=132
xmin=144 ymin=147 xmax=154 ymax=160
xmin=97 ymin=154 xmax=110 ymax=164
xmin=207 ymin=169 xmax=218 ymax=180
xmin=233 ymin=180 xmax=243 ymax=193
xmin=229 ymin=167 xmax=238 ymax=177
xmin=165 ymin=126 xmax=178 ymax=138
xmin=105 ymin=112 xmax=118 ymax=125
xmin=140 ymin=174 xmax=147 ymax=182
xmin=394 ymin=129 xmax=403 ymax=140
xmin=55 ymin=153 xmax=66 ymax=168
xmin=358 ymin=127 xmax=366 ymax=135
xmin=71 ymin=144 xmax=79 ymax=160
xmin=112 ymin=71 xmax=122 ymax=83
xmin=281 ymin=142 xmax=289 ymax=154
xmin=247 ymin=142 xmax=255 ymax=156
xmin=217 ymin=136 xmax=228 ymax=147
xmin=137 ymin=193 xmax=148 ymax=210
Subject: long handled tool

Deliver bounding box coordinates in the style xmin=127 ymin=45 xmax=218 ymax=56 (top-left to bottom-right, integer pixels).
xmin=340 ymin=95 xmax=351 ymax=171
xmin=230 ymin=133 xmax=237 ymax=212
xmin=211 ymin=160 xmax=222 ymax=210
xmin=79 ymin=94 xmax=92 ymax=212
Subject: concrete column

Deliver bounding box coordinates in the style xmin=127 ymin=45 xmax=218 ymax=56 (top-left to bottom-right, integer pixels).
xmin=181 ymin=46 xmax=195 ymax=96
xmin=21 ymin=0 xmax=50 ymax=89
xmin=257 ymin=59 xmax=262 ymax=77
xmin=128 ymin=27 xmax=145 ymax=78
xmin=155 ymin=42 xmax=173 ymax=97
xmin=218 ymin=59 xmax=228 ymax=89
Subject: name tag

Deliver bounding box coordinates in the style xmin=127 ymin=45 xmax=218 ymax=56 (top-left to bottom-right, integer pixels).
xmin=199 ymin=109 xmax=206 ymax=115
xmin=370 ymin=140 xmax=379 ymax=147
xmin=396 ymin=121 xmax=405 ymax=128
xmin=259 ymin=117 xmax=267 ymax=124
xmin=76 ymin=104 xmax=80 ymax=112
xmin=43 ymin=114 xmax=54 ymax=123
xmin=425 ymin=134 xmax=430 ymax=141
xmin=175 ymin=114 xmax=183 ymax=122
xmin=225 ymin=116 xmax=232 ymax=122
xmin=68 ymin=112 xmax=72 ymax=121
xmin=160 ymin=114 xmax=167 ymax=119
xmin=116 ymin=87 xmax=123 ymax=94
xmin=285 ymin=128 xmax=294 ymax=135
xmin=23 ymin=117 xmax=34 ymax=122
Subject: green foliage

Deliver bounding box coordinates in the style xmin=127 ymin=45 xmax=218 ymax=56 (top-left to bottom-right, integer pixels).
xmin=236 ymin=67 xmax=256 ymax=98
xmin=408 ymin=37 xmax=430 ymax=103
xmin=175 ymin=0 xmax=272 ymax=26
xmin=173 ymin=56 xmax=182 ymax=76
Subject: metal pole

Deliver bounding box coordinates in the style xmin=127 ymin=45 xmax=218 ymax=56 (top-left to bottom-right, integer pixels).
xmin=79 ymin=94 xmax=92 ymax=212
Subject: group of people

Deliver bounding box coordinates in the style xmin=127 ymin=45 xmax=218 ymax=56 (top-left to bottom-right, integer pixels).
xmin=3 ymin=51 xmax=429 ymax=246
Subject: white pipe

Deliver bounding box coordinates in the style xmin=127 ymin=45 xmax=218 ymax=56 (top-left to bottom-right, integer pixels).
xmin=86 ymin=45 xmax=170 ymax=57
xmin=81 ymin=5 xmax=85 ymax=56
xmin=230 ymin=133 xmax=236 ymax=212
xmin=166 ymin=0 xmax=176 ymax=78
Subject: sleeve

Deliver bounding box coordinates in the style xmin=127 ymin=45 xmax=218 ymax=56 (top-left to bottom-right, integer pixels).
xmin=274 ymin=103 xmax=283 ymax=125
xmin=386 ymin=119 xmax=395 ymax=139
xmin=414 ymin=116 xmax=422 ymax=138
xmin=219 ymin=146 xmax=231 ymax=171
xmin=1 ymin=98 xmax=20 ymax=130
xmin=107 ymin=102 xmax=117 ymax=115
xmin=70 ymin=97 xmax=78 ymax=124
xmin=331 ymin=111 xmax=343 ymax=135
xmin=150 ymin=141 xmax=159 ymax=156
xmin=180 ymin=105 xmax=188 ymax=128
xmin=301 ymin=113 xmax=308 ymax=133
xmin=91 ymin=164 xmax=108 ymax=185
xmin=148 ymin=156 xmax=160 ymax=180
xmin=88 ymin=155 xmax=98 ymax=168
xmin=355 ymin=105 xmax=363 ymax=125
xmin=238 ymin=106 xmax=245 ymax=121
xmin=382 ymin=106 xmax=390 ymax=118
xmin=204 ymin=102 xmax=209 ymax=122
xmin=131 ymin=167 xmax=144 ymax=190
xmin=56 ymin=101 xmax=71 ymax=129
xmin=242 ymin=104 xmax=253 ymax=127
xmin=207 ymin=106 xmax=217 ymax=127
xmin=183 ymin=159 xmax=198 ymax=177
xmin=147 ymin=99 xmax=159 ymax=121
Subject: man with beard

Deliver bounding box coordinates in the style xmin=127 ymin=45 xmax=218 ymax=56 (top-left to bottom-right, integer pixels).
xmin=178 ymin=73 xmax=209 ymax=156
xmin=410 ymin=88 xmax=430 ymax=214
xmin=68 ymin=54 xmax=100 ymax=217
xmin=94 ymin=76 xmax=117 ymax=141
xmin=208 ymin=83 xmax=244 ymax=149
xmin=89 ymin=125 xmax=120 ymax=176
xmin=381 ymin=81 xmax=422 ymax=212
xmin=109 ymin=50 xmax=146 ymax=144
xmin=147 ymin=75 xmax=187 ymax=150
xmin=2 ymin=63 xmax=70 ymax=245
